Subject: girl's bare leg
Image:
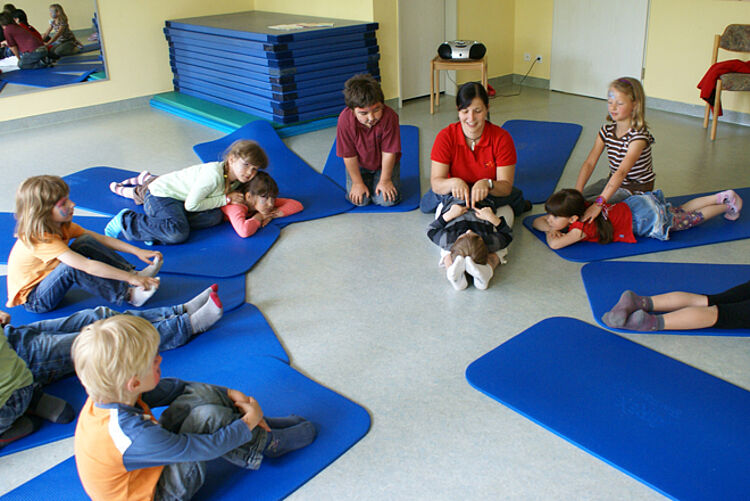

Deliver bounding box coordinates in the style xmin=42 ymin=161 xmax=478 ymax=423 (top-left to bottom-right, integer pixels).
xmin=661 ymin=305 xmax=719 ymax=330
xmin=651 ymin=291 xmax=708 ymax=312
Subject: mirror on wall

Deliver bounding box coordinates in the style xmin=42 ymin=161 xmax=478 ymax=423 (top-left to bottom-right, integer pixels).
xmin=0 ymin=0 xmax=105 ymax=98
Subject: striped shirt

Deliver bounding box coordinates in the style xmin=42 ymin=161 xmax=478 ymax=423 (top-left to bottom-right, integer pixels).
xmin=599 ymin=123 xmax=655 ymax=190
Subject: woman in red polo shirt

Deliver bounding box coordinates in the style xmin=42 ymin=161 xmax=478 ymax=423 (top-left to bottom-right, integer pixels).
xmin=420 ymin=82 xmax=529 ymax=217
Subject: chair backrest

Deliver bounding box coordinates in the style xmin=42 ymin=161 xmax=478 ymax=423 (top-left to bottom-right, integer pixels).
xmin=720 ymin=24 xmax=750 ymax=53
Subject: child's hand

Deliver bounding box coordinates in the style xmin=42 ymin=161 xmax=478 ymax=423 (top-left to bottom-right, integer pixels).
xmin=135 ymin=249 xmax=162 ymax=265
xmin=450 ymin=178 xmax=470 ymax=203
xmin=444 ymin=203 xmax=468 ymax=221
xmin=349 ymin=182 xmax=370 ymax=205
xmin=252 ymin=212 xmax=272 ymax=227
xmin=226 ymin=192 xmax=245 ymax=205
xmin=235 ymin=397 xmax=270 ymax=431
xmin=474 ymin=206 xmax=495 ymax=221
xmin=375 ymin=179 xmax=398 ymax=202
xmin=0 ymin=311 xmax=10 ymax=326
xmin=128 ymin=275 xmax=159 ymax=290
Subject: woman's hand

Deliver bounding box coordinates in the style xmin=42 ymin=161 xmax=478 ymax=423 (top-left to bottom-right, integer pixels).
xmin=450 ymin=178 xmax=470 ymax=202
xmin=470 ymin=179 xmax=492 ymax=208
xmin=581 ymin=203 xmax=603 ymax=223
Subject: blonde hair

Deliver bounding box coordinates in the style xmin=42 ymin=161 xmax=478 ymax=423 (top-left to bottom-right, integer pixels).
xmin=72 ymin=316 xmax=160 ymax=403
xmin=49 ymin=3 xmax=68 ymax=25
xmin=15 ymin=175 xmax=70 ymax=246
xmin=450 ymin=232 xmax=489 ymax=265
xmin=608 ymin=77 xmax=648 ymax=132
xmin=222 ymin=140 xmax=269 ymax=171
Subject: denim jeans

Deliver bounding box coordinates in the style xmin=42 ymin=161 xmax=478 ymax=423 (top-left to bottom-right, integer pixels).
xmin=623 ymin=190 xmax=673 ymax=241
xmin=345 ymin=162 xmax=401 ymax=207
xmin=120 ymin=190 xmax=224 ymax=245
xmin=24 ymin=235 xmax=134 ymax=313
xmin=154 ymin=383 xmax=269 ymax=501
xmin=18 ymin=46 xmax=51 ymax=69
xmin=419 ymin=185 xmax=527 ymax=216
xmin=0 ymin=304 xmax=192 ymax=434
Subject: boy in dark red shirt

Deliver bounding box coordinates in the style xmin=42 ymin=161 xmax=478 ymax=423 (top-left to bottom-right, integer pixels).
xmin=0 ymin=12 xmax=50 ymax=69
xmin=336 ymin=74 xmax=402 ymax=207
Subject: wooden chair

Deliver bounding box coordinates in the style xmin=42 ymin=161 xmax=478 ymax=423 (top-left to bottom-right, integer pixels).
xmin=430 ymin=56 xmax=488 ymax=114
xmin=702 ymin=24 xmax=750 ymax=140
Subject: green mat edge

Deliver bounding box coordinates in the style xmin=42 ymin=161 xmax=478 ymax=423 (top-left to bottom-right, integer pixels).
xmin=149 ymin=91 xmax=338 ymax=137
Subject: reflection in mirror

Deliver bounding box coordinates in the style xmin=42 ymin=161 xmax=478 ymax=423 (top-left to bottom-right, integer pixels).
xmin=0 ymin=0 xmax=105 ymax=97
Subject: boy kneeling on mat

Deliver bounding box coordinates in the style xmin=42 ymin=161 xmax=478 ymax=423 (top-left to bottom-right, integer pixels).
xmin=73 ymin=316 xmax=316 ymax=501
xmin=336 ymin=74 xmax=402 ymax=207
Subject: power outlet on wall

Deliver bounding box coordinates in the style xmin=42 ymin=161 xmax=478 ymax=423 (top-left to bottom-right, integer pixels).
xmin=524 ymin=53 xmax=531 ymax=62
xmin=535 ymin=55 xmax=543 ymax=63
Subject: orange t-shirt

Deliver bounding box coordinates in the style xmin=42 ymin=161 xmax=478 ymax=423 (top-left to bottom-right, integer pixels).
xmin=6 ymin=222 xmax=85 ymax=307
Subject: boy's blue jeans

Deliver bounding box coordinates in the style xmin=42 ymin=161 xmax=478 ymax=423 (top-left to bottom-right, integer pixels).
xmin=24 ymin=235 xmax=133 ymax=313
xmin=120 ymin=190 xmax=223 ymax=245
xmin=345 ymin=162 xmax=401 ymax=207
xmin=154 ymin=383 xmax=269 ymax=501
xmin=0 ymin=305 xmax=193 ymax=434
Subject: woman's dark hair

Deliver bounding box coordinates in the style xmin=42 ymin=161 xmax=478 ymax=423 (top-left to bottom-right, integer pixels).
xmin=456 ymin=82 xmax=489 ymax=110
xmin=11 ymin=8 xmax=27 ymax=24
xmin=544 ymin=189 xmax=614 ymax=244
xmin=241 ymin=171 xmax=279 ymax=199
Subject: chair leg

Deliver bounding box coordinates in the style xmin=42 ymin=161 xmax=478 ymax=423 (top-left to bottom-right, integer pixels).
xmin=703 ymin=102 xmax=711 ymax=129
xmin=711 ymin=79 xmax=722 ymax=140
xmin=430 ymin=63 xmax=435 ymax=114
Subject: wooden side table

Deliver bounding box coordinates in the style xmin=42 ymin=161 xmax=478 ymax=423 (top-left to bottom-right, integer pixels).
xmin=430 ymin=56 xmax=488 ymax=114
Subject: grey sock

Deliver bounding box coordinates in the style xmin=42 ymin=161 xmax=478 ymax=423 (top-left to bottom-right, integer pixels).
xmin=189 ymin=292 xmax=223 ymax=333
xmin=0 ymin=416 xmax=38 ymax=449
xmin=29 ymin=392 xmax=75 ymax=424
xmin=183 ymin=284 xmax=218 ymax=315
xmin=623 ymin=310 xmax=663 ymax=332
xmin=603 ymin=290 xmax=653 ymax=327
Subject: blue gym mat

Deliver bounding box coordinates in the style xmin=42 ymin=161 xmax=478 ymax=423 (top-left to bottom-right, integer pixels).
xmin=193 ymin=120 xmax=353 ymax=226
xmin=0 ymin=67 xmax=97 ymax=88
xmin=57 ymin=54 xmax=102 ymax=63
xmin=166 ymin=11 xmax=377 ymax=43
xmin=581 ymin=261 xmax=750 ymax=337
xmin=174 ymin=73 xmax=343 ymax=101
xmin=0 ymin=212 xmax=280 ymax=278
xmin=523 ymin=187 xmax=750 ymax=262
xmin=502 ymin=120 xmax=582 ymax=204
xmin=79 ymin=42 xmax=100 ymax=53
xmin=0 ymin=272 xmax=245 ymax=325
xmin=466 ymin=317 xmax=750 ymax=501
xmin=322 ymin=125 xmax=421 ymax=213
xmin=4 ymin=358 xmax=370 ymax=500
xmin=0 ymin=303 xmax=289 ymax=458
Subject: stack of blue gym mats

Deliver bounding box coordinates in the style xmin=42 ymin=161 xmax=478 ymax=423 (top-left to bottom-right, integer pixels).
xmin=164 ymin=10 xmax=380 ymax=124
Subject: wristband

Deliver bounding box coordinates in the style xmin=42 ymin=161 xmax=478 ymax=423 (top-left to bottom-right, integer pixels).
xmin=594 ymin=196 xmax=606 ymax=207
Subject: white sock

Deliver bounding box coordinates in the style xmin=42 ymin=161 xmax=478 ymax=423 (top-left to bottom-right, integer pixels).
xmin=129 ymin=278 xmax=159 ymax=307
xmin=446 ymin=255 xmax=468 ymax=291
xmin=136 ymin=256 xmax=162 ymax=277
xmin=183 ymin=284 xmax=218 ymax=315
xmin=465 ymin=256 xmax=494 ymax=290
xmin=189 ymin=292 xmax=223 ymax=333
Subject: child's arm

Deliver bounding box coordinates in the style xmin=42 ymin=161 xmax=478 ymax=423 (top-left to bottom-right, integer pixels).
xmin=0 ymin=311 xmax=10 ymax=326
xmin=273 ymin=197 xmax=303 ymax=217
xmin=343 ymin=156 xmax=369 ymax=205
xmin=474 ymin=207 xmax=513 ymax=251
xmin=375 ymin=152 xmax=398 ymax=202
xmin=431 ymin=161 xmax=469 ymax=202
xmin=56 ymin=250 xmax=158 ymax=290
xmin=184 ymin=168 xmax=227 ymax=212
xmin=581 ymin=139 xmax=648 ymax=223
xmin=531 ymin=217 xmax=585 ymax=249
xmin=574 ymin=136 xmax=606 ymax=193
xmin=426 ymin=204 xmax=468 ymax=246
xmin=45 ymin=22 xmax=65 ymax=45
xmin=81 ymin=230 xmax=162 ymax=267
xmin=221 ymin=204 xmax=262 ymax=238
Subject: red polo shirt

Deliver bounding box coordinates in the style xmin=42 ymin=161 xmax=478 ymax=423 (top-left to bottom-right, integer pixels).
xmin=431 ymin=121 xmax=516 ymax=184
xmin=336 ymin=105 xmax=401 ymax=171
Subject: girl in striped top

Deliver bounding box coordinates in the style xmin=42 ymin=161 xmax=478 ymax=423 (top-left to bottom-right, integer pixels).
xmin=575 ymin=77 xmax=655 ymax=224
